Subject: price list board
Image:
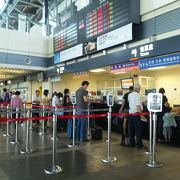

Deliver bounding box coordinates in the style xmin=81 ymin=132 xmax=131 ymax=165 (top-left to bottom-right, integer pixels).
xmin=86 ymin=0 xmax=128 ymax=39
xmin=54 ymin=23 xmax=78 ymax=52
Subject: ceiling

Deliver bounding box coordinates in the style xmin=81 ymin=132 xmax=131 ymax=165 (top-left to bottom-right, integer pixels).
xmin=0 ymin=0 xmax=43 ymax=30
xmin=0 ymin=67 xmax=34 ymax=81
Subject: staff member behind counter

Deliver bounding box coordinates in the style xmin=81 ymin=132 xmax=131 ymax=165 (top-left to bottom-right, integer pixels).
xmin=76 ymin=81 xmax=90 ymax=142
xmin=128 ymin=84 xmax=147 ymax=149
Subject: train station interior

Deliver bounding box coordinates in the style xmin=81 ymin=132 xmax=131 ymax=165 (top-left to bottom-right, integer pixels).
xmin=0 ymin=0 xmax=180 ymax=179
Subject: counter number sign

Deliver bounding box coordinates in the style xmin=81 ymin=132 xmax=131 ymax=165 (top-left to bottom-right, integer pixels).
xmin=107 ymin=94 xmax=114 ymax=107
xmin=147 ymin=93 xmax=162 ymax=112
xmin=71 ymin=95 xmax=76 ymax=105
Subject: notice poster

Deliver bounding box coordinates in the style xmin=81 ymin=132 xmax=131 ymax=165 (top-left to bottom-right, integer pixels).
xmin=97 ymin=23 xmax=132 ymax=51
xmin=60 ymin=44 xmax=83 ymax=62
xmin=153 ymin=0 xmax=174 ymax=9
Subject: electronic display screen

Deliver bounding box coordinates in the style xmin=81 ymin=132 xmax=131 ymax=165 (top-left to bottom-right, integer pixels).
xmin=120 ymin=78 xmax=134 ymax=90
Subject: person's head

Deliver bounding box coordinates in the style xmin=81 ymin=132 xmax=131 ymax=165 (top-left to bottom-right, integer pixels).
xmin=43 ymin=89 xmax=49 ymax=96
xmin=159 ymin=88 xmax=165 ymax=94
xmin=166 ymin=107 xmax=172 ymax=113
xmin=56 ymin=92 xmax=63 ymax=98
xmin=15 ymin=91 xmax=20 ymax=96
xmin=81 ymin=81 xmax=89 ymax=89
xmin=35 ymin=90 xmax=40 ymax=96
xmin=133 ymin=84 xmax=141 ymax=93
xmin=64 ymin=88 xmax=70 ymax=95
xmin=3 ymin=88 xmax=7 ymax=93
xmin=129 ymin=86 xmax=134 ymax=92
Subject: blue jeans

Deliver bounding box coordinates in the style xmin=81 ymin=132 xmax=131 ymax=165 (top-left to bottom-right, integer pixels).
xmin=67 ymin=119 xmax=73 ymax=138
xmin=129 ymin=115 xmax=143 ymax=147
xmin=76 ymin=110 xmax=88 ymax=141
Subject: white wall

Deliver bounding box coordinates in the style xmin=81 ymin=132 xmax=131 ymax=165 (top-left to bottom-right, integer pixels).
xmin=0 ymin=28 xmax=52 ymax=57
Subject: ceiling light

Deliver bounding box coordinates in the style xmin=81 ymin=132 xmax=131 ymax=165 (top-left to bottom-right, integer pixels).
xmin=113 ymin=72 xmax=126 ymax=74
xmin=90 ymin=69 xmax=106 ymax=73
xmin=148 ymin=66 xmax=166 ymax=70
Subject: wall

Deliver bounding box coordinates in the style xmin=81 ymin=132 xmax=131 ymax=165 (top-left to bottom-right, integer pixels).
xmin=0 ymin=28 xmax=51 ymax=57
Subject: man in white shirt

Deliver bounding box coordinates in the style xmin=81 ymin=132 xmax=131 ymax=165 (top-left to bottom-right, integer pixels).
xmin=128 ymin=84 xmax=147 ymax=149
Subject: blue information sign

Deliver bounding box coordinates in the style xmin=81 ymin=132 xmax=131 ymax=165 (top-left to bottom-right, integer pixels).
xmin=139 ymin=53 xmax=180 ymax=69
xmin=54 ymin=52 xmax=60 ymax=64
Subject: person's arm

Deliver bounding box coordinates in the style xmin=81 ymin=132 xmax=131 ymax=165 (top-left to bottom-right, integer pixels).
xmin=83 ymin=96 xmax=89 ymax=102
xmin=119 ymin=99 xmax=125 ymax=112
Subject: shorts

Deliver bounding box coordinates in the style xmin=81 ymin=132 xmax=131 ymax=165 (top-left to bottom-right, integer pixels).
xmin=163 ymin=127 xmax=172 ymax=136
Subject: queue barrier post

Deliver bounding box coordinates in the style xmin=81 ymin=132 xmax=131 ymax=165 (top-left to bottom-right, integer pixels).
xmin=20 ymin=109 xmax=33 ymax=154
xmin=87 ymin=106 xmax=90 ymax=136
xmin=44 ymin=114 xmax=63 ymax=175
xmin=68 ymin=105 xmax=78 ymax=148
xmin=102 ymin=107 xmax=116 ymax=163
xmin=146 ymin=113 xmax=163 ymax=168
xmin=39 ymin=106 xmax=45 ymax=135
xmin=145 ymin=112 xmax=153 ymax=155
xmin=29 ymin=104 xmax=33 ymax=130
xmin=3 ymin=105 xmax=12 ymax=137
xmin=11 ymin=108 xmax=21 ymax=144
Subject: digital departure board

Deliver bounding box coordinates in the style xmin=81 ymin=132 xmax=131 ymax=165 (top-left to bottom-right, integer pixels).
xmin=86 ymin=0 xmax=127 ymax=38
xmin=53 ymin=0 xmax=140 ymax=60
xmin=54 ymin=23 xmax=78 ymax=52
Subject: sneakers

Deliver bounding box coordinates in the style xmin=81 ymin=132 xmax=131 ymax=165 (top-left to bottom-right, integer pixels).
xmin=138 ymin=145 xmax=148 ymax=149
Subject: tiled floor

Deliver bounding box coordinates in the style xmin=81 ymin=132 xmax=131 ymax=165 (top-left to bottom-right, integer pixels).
xmin=0 ymin=123 xmax=180 ymax=180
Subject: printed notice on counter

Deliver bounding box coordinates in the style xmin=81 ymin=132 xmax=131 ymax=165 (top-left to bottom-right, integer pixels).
xmin=97 ymin=23 xmax=132 ymax=51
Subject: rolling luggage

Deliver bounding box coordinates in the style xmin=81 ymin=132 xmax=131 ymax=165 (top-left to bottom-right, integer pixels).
xmin=91 ymin=127 xmax=102 ymax=140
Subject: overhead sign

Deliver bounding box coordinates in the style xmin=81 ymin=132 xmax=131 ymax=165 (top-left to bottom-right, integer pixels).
xmin=97 ymin=23 xmax=132 ymax=51
xmin=73 ymin=70 xmax=89 ymax=79
xmin=54 ymin=52 xmax=60 ymax=64
xmin=139 ymin=52 xmax=180 ymax=69
xmin=50 ymin=76 xmax=61 ymax=82
xmin=110 ymin=61 xmax=139 ymax=73
xmin=60 ymin=44 xmax=83 ymax=62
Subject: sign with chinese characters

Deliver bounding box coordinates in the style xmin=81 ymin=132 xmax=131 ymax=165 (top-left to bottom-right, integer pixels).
xmin=139 ymin=53 xmax=180 ymax=69
xmin=73 ymin=71 xmax=89 ymax=79
xmin=97 ymin=23 xmax=132 ymax=51
xmin=131 ymin=43 xmax=154 ymax=59
xmin=110 ymin=61 xmax=139 ymax=73
xmin=57 ymin=67 xmax=65 ymax=74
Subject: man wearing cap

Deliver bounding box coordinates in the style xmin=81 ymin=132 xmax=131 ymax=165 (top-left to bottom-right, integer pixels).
xmin=128 ymin=84 xmax=147 ymax=149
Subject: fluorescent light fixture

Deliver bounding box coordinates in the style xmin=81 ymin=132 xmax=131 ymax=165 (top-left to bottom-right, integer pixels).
xmin=148 ymin=66 xmax=166 ymax=70
xmin=90 ymin=69 xmax=106 ymax=73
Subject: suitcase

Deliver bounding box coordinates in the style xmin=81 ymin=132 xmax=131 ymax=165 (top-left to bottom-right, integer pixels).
xmin=91 ymin=127 xmax=102 ymax=140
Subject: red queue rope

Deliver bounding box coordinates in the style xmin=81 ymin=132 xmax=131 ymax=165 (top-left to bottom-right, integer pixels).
xmin=0 ymin=112 xmax=150 ymax=123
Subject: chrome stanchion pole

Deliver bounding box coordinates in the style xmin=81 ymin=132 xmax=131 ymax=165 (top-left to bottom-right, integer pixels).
xmin=44 ymin=114 xmax=63 ymax=175
xmin=29 ymin=105 xmax=33 ymax=130
xmin=102 ymin=107 xmax=116 ymax=163
xmin=146 ymin=113 xmax=163 ymax=168
xmin=68 ymin=105 xmax=78 ymax=148
xmin=145 ymin=111 xmax=152 ymax=155
xmin=87 ymin=106 xmax=90 ymax=136
xmin=11 ymin=108 xmax=21 ymax=144
xmin=39 ymin=106 xmax=45 ymax=135
xmin=3 ymin=105 xmax=12 ymax=137
xmin=20 ymin=109 xmax=33 ymax=154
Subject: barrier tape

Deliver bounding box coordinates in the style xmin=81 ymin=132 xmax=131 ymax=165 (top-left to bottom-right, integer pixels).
xmin=112 ymin=112 xmax=150 ymax=117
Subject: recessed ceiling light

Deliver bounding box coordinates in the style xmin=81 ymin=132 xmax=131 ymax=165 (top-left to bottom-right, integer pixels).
xmin=113 ymin=72 xmax=126 ymax=74
xmin=148 ymin=66 xmax=166 ymax=70
xmin=90 ymin=69 xmax=106 ymax=73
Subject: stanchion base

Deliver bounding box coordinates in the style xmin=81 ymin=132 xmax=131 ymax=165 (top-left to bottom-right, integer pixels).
xmin=0 ymin=128 xmax=3 ymax=132
xmin=11 ymin=140 xmax=21 ymax=144
xmin=39 ymin=132 xmax=45 ymax=135
xmin=144 ymin=151 xmax=152 ymax=155
xmin=145 ymin=161 xmax=163 ymax=168
xmin=44 ymin=166 xmax=63 ymax=175
xmin=101 ymin=157 xmax=117 ymax=163
xmin=50 ymin=137 xmax=59 ymax=141
xmin=68 ymin=143 xmax=79 ymax=148
xmin=20 ymin=149 xmax=34 ymax=154
xmin=3 ymin=133 xmax=12 ymax=137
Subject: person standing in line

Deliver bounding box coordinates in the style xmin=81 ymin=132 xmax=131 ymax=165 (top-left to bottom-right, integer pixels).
xmin=63 ymin=89 xmax=73 ymax=138
xmin=42 ymin=89 xmax=51 ymax=129
xmin=163 ymin=106 xmax=177 ymax=144
xmin=2 ymin=88 xmax=10 ymax=103
xmin=11 ymin=91 xmax=23 ymax=119
xmin=128 ymin=84 xmax=147 ymax=149
xmin=119 ymin=86 xmax=133 ymax=146
xmin=76 ymin=81 xmax=90 ymax=142
xmin=32 ymin=90 xmax=41 ymax=126
xmin=157 ymin=88 xmax=168 ymax=143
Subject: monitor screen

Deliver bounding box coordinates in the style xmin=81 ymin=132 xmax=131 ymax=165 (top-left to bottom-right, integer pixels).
xmin=120 ymin=78 xmax=134 ymax=90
